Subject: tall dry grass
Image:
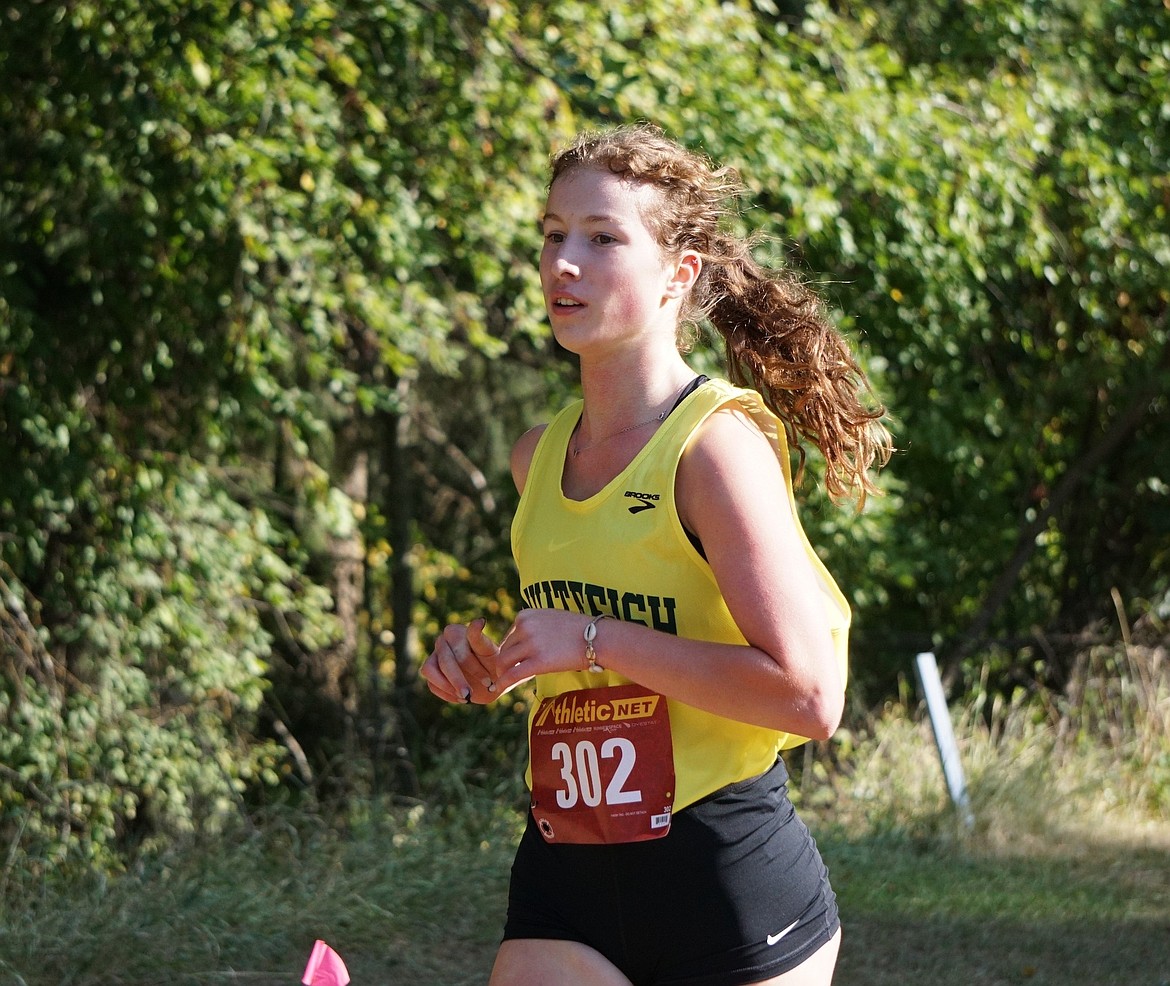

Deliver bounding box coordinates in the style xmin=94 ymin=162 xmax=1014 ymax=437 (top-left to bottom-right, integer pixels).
xmin=812 ymin=605 xmax=1170 ymax=854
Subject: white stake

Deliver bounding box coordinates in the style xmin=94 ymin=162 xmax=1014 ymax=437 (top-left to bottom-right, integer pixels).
xmin=914 ymin=651 xmax=975 ymax=830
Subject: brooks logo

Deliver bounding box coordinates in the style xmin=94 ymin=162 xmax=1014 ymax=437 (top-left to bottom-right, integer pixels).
xmin=624 ymin=491 xmax=660 ymax=514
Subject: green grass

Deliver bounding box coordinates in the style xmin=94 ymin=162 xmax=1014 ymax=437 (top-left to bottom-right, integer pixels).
xmin=825 ymin=829 xmax=1170 ymax=986
xmin=3 ymin=806 xmax=1166 ymax=986
xmin=0 ymin=800 xmax=518 ymax=985
xmin=3 ymin=693 xmax=1168 ymax=986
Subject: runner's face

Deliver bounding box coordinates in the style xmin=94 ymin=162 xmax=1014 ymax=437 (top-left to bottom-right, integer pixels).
xmin=540 ymin=167 xmax=680 ymax=353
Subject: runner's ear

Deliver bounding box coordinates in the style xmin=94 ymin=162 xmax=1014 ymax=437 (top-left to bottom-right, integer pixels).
xmin=664 ymin=251 xmax=701 ymax=299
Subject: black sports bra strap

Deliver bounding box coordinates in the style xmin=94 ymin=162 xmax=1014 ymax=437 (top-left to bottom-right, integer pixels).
xmin=670 ymin=375 xmax=708 ymax=416
xmin=670 ymin=375 xmax=709 ymax=560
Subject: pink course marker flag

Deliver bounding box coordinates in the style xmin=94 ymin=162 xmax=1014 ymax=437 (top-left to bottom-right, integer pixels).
xmin=302 ymin=940 xmax=351 ymax=986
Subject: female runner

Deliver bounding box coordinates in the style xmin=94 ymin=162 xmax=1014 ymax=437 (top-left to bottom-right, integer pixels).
xmin=422 ymin=123 xmax=891 ymax=986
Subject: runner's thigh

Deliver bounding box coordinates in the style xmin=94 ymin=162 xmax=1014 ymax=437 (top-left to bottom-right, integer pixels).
xmin=490 ymin=938 xmax=635 ymax=986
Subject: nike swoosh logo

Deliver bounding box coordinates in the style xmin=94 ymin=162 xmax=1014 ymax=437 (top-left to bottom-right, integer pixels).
xmin=766 ymin=919 xmax=801 ymax=947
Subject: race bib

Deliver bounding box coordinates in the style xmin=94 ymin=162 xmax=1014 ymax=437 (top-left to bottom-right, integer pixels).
xmin=529 ymin=683 xmax=675 ymax=844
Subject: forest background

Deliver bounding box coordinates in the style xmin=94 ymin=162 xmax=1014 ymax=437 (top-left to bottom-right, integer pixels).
xmin=1 ymin=0 xmax=1167 ymax=905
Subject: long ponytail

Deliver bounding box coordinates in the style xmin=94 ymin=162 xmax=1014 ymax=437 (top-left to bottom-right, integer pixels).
xmin=700 ymin=238 xmax=891 ymax=504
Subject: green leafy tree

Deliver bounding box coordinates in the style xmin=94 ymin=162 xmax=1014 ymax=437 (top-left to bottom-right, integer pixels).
xmin=0 ymin=0 xmax=573 ymax=864
xmin=776 ymin=1 xmax=1170 ymax=683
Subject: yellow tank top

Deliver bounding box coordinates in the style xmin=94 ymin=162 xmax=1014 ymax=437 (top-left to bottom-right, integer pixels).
xmin=512 ymin=378 xmax=850 ymax=811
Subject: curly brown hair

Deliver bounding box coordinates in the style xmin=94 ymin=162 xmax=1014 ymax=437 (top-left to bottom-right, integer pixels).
xmin=550 ymin=123 xmax=893 ymax=505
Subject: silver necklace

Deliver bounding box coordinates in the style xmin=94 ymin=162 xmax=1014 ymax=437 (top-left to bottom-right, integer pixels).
xmin=570 ymin=380 xmax=692 ymax=458
xmin=570 ymin=412 xmax=666 ymax=458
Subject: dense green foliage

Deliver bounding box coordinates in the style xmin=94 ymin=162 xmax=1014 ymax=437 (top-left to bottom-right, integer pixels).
xmin=1 ymin=0 xmax=1166 ymax=871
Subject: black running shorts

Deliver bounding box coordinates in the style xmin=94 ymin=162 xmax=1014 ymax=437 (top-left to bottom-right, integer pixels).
xmin=502 ymin=756 xmax=839 ymax=985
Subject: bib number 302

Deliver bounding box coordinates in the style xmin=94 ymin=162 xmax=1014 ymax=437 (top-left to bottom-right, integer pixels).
xmin=551 ymin=737 xmax=640 ymax=808
xmin=529 ymin=683 xmax=675 ymax=844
